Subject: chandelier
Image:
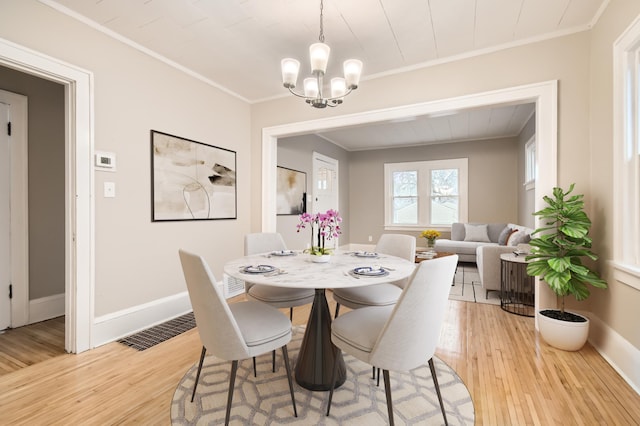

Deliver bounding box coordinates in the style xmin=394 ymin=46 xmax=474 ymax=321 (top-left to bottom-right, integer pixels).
xmin=280 ymin=0 xmax=363 ymax=108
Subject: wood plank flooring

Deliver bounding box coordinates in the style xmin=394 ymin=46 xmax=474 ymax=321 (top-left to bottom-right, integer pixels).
xmin=1 ymin=295 xmax=639 ymax=425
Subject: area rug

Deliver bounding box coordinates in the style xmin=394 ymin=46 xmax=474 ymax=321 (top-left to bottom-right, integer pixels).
xmin=171 ymin=327 xmax=474 ymax=425
xmin=448 ymin=263 xmax=500 ymax=306
xmin=118 ymin=312 xmax=195 ymax=351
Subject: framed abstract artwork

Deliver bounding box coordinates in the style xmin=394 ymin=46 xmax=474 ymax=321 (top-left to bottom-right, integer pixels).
xmin=276 ymin=166 xmax=306 ymax=215
xmin=151 ymin=130 xmax=237 ymax=221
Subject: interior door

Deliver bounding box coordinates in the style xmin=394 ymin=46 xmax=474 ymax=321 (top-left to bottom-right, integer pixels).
xmin=312 ymin=152 xmax=339 ymax=247
xmin=0 ymin=101 xmax=11 ymax=330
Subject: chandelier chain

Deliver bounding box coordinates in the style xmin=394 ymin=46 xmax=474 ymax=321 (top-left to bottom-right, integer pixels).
xmin=319 ymin=0 xmax=325 ymax=43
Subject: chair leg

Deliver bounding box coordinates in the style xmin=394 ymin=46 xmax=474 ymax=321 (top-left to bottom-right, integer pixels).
xmin=253 ymin=356 xmax=257 ymax=377
xmin=382 ymin=369 xmax=395 ymax=426
xmin=326 ymin=346 xmax=341 ymax=416
xmin=224 ymin=360 xmax=239 ymax=426
xmin=191 ymin=346 xmax=207 ymax=402
xmin=289 ymin=307 xmax=293 ymax=322
xmin=334 ymin=303 xmax=340 ymax=319
xmin=372 ymin=366 xmax=376 ymax=379
xmin=281 ymin=345 xmax=298 ymax=417
xmin=377 ymin=367 xmax=381 ymax=387
xmin=272 ymin=350 xmax=276 ymax=373
xmin=429 ymin=358 xmax=449 ymax=426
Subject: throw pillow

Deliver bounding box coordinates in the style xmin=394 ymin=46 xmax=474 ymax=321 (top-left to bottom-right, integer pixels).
xmin=497 ymin=227 xmax=513 ymax=246
xmin=507 ymin=230 xmax=531 ymax=246
xmin=463 ymin=224 xmax=491 ymax=242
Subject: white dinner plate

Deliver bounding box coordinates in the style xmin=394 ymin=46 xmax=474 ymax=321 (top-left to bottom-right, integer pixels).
xmin=243 ymin=265 xmax=276 ymax=274
xmin=271 ymin=250 xmax=296 ymax=256
xmin=352 ymin=266 xmax=388 ymax=276
xmin=354 ymin=251 xmax=379 ymax=258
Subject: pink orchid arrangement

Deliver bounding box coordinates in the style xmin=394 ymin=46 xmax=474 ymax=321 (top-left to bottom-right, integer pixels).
xmin=296 ymin=209 xmax=342 ymax=255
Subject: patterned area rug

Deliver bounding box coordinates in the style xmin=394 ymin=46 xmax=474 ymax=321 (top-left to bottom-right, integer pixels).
xmin=448 ymin=263 xmax=501 ymax=306
xmin=171 ymin=327 xmax=474 ymax=425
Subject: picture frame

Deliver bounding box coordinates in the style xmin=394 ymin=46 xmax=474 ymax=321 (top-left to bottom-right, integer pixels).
xmin=276 ymin=166 xmax=306 ymax=215
xmin=151 ymin=130 xmax=237 ymax=221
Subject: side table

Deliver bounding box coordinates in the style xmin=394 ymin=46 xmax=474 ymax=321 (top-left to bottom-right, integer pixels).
xmin=500 ymin=253 xmax=535 ymax=317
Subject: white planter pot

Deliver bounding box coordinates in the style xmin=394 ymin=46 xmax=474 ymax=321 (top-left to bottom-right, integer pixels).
xmin=537 ymin=310 xmax=589 ymax=351
xmin=311 ymin=254 xmax=331 ymax=263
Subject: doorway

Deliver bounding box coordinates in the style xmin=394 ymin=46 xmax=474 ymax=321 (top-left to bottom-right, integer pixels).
xmin=0 ymin=38 xmax=94 ymax=353
xmin=261 ymin=80 xmax=559 ymax=321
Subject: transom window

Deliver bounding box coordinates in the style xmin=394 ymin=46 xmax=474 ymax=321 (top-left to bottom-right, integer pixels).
xmin=384 ymin=158 xmax=468 ymax=230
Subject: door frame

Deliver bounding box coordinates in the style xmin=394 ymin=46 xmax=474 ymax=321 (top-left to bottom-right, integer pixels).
xmin=0 ymin=89 xmax=29 ymax=329
xmin=261 ymin=80 xmax=558 ymax=323
xmin=0 ymin=37 xmax=94 ymax=353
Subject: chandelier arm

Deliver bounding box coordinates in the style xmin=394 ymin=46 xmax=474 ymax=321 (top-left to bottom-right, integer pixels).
xmin=286 ymin=87 xmax=313 ymax=100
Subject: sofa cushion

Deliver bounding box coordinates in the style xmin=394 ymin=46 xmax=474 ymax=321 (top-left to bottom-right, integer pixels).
xmin=450 ymin=222 xmax=507 ymax=243
xmin=507 ymin=230 xmax=531 ymax=246
xmin=464 ymin=224 xmax=491 ymax=242
xmin=435 ymin=239 xmax=496 ymax=256
xmin=498 ymin=226 xmax=514 ymax=245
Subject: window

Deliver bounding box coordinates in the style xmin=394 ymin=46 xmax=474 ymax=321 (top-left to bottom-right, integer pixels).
xmin=384 ymin=158 xmax=468 ymax=230
xmin=613 ymin=16 xmax=640 ymax=289
xmin=524 ymin=136 xmax=536 ymax=190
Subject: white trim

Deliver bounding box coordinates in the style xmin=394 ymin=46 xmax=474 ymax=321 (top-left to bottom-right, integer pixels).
xmin=611 ymin=260 xmax=640 ymax=291
xmin=613 ymin=14 xmax=640 ymax=275
xmin=92 ymin=292 xmax=192 ymax=348
xmin=588 ymin=313 xmax=640 ymax=394
xmin=0 ymin=37 xmax=95 ymax=353
xmin=262 ymin=80 xmax=558 ymax=329
xmin=29 ymin=293 xmax=64 ymax=324
xmin=0 ymin=90 xmax=30 ymax=328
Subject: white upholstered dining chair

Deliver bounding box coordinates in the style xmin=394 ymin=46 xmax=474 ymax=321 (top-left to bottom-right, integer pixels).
xmin=178 ymin=249 xmax=297 ymax=426
xmin=244 ymin=232 xmax=315 ymax=321
xmin=332 ymin=233 xmax=416 ymax=318
xmin=326 ymin=254 xmax=458 ymax=426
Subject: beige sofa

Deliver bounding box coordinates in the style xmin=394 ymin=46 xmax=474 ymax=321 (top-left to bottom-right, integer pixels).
xmin=434 ymin=222 xmax=507 ymax=263
xmin=475 ymin=223 xmax=533 ymax=299
xmin=435 ymin=222 xmax=533 ymax=299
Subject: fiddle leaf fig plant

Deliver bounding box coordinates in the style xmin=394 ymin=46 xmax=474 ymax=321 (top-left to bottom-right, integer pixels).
xmin=526 ymin=184 xmax=608 ymax=316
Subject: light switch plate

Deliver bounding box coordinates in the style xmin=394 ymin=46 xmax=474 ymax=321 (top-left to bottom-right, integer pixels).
xmin=104 ymin=182 xmax=116 ymax=198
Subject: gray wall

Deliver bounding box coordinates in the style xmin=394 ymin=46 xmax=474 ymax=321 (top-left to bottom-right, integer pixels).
xmin=277 ymin=134 xmax=350 ymax=249
xmin=347 ymin=137 xmax=519 ymax=244
xmin=0 ymin=65 xmax=64 ymax=300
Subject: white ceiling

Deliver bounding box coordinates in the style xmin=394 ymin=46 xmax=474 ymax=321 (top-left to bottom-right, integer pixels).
xmin=44 ymin=0 xmax=606 ymax=150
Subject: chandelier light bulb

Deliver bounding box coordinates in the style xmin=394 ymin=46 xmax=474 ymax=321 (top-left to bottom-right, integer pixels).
xmin=344 ymin=59 xmax=363 ymax=89
xmin=281 ymin=58 xmax=300 ymax=88
xmin=303 ymin=77 xmax=319 ymax=98
xmin=331 ymin=77 xmax=346 ymax=100
xmin=309 ymin=42 xmax=330 ymax=74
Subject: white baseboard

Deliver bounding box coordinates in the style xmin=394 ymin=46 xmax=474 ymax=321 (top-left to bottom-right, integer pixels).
xmin=588 ymin=314 xmax=640 ymax=394
xmin=29 ymin=293 xmax=65 ymax=324
xmin=92 ymin=292 xmax=192 ymax=348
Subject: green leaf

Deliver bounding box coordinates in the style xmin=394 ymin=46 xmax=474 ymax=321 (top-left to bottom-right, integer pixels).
xmin=548 ymin=257 xmax=571 ymax=273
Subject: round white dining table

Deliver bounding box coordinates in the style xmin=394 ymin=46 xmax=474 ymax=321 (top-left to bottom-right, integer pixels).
xmin=224 ymin=250 xmax=416 ymax=391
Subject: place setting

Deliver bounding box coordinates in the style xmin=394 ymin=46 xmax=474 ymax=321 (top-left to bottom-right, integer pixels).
xmin=239 ymin=264 xmax=287 ymax=277
xmin=350 ymin=250 xmax=380 ymax=258
xmin=263 ymin=249 xmax=297 ymax=258
xmin=346 ymin=264 xmax=390 ymax=279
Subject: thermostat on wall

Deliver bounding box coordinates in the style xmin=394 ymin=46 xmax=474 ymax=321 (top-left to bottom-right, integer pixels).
xmin=95 ymin=151 xmax=116 ymax=171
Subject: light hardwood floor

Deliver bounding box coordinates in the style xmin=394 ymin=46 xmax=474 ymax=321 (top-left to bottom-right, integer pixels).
xmin=1 ymin=295 xmax=639 ymax=425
